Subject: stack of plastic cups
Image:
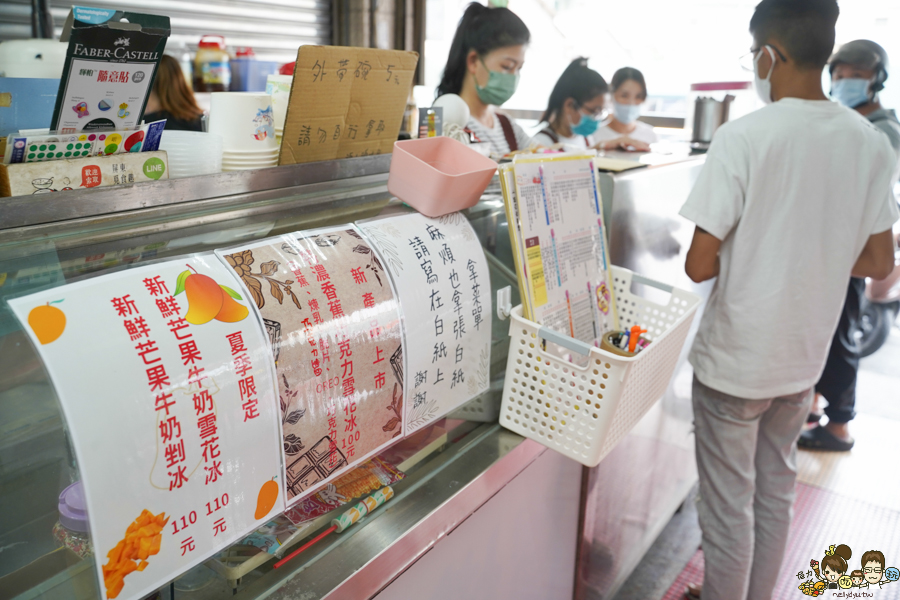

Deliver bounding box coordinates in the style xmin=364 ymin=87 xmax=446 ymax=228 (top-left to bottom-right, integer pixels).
xmin=266 ymin=74 xmax=292 ymax=147
xmin=158 ymin=130 xmax=223 ymax=178
xmin=208 ymin=92 xmax=278 ymax=171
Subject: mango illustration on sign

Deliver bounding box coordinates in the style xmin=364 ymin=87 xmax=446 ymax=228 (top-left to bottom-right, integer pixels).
xmin=255 ymin=479 xmax=279 ymax=520
xmin=174 ymin=266 xmax=249 ymax=325
xmin=102 ymin=509 xmax=168 ymax=599
xmin=27 ymin=300 xmax=66 ymax=344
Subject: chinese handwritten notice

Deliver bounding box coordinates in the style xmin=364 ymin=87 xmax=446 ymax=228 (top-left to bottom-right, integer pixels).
xmin=8 ymin=256 xmax=283 ymax=600
xmin=360 ymin=213 xmax=492 ymax=433
xmin=279 ymin=45 xmax=418 ymax=165
xmin=217 ymin=226 xmax=403 ymax=506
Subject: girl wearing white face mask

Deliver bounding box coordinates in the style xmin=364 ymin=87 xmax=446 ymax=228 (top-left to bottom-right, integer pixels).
xmin=593 ymin=67 xmax=658 ymax=148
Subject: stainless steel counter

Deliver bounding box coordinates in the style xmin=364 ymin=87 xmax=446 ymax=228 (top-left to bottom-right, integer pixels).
xmin=576 ymin=155 xmax=712 ymax=600
xmin=0 ymin=151 xmax=712 ymax=600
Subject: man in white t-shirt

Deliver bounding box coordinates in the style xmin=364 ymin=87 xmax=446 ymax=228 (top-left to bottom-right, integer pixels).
xmin=678 ymin=1 xmax=898 ymax=599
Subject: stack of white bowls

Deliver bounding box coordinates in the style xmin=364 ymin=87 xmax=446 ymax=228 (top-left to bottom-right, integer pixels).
xmin=266 ymin=74 xmax=293 ymax=147
xmin=208 ymin=92 xmax=279 ymax=171
xmin=158 ymin=130 xmax=223 ymax=178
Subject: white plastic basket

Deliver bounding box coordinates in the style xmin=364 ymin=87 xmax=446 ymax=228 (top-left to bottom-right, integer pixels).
xmin=500 ymin=266 xmax=701 ymax=467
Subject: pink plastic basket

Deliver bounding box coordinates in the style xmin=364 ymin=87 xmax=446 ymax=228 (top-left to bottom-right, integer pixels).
xmin=388 ymin=137 xmax=498 ymax=218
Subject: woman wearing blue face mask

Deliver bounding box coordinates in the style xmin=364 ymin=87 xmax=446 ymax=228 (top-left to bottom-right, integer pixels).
xmin=594 ymin=67 xmax=659 ymax=148
xmin=531 ymin=58 xmax=650 ymax=152
xmin=436 ymin=3 xmax=531 ymax=156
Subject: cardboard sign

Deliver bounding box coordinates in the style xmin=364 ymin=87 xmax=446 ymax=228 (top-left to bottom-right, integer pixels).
xmin=8 ymin=255 xmax=284 ymax=600
xmin=51 ymin=6 xmax=170 ymax=134
xmin=359 ymin=213 xmax=492 ymax=433
xmin=279 ymin=45 xmax=418 ymax=165
xmin=216 ymin=227 xmax=404 ymax=505
xmin=0 ymin=150 xmax=168 ymax=197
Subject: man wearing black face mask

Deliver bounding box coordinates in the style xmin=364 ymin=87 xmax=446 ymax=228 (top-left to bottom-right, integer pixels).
xmin=800 ymin=40 xmax=900 ymax=453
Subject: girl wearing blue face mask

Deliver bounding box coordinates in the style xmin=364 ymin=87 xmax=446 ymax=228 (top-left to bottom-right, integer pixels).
xmin=531 ymin=58 xmax=650 ymax=152
xmin=594 ymin=67 xmax=659 ymax=148
xmin=436 ymin=3 xmax=531 ymax=157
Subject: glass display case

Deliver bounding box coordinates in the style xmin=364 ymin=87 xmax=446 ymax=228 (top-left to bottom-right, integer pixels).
xmin=0 ymin=156 xmax=536 ymax=600
xmin=0 ymin=151 xmax=708 ymax=600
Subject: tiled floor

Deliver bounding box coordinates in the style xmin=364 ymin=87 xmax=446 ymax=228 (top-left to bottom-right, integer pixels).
xmin=644 ymin=325 xmax=900 ymax=600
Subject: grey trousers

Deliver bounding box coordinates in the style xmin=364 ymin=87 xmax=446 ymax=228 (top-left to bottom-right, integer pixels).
xmin=692 ymin=376 xmax=814 ymax=600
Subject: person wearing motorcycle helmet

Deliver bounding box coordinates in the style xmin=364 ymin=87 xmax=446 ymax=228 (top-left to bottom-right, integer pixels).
xmin=800 ymin=39 xmax=900 ymax=453
xmin=829 ymin=39 xmax=900 ymax=157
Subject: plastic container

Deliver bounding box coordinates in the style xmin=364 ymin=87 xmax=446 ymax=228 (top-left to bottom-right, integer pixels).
xmin=499 ymin=267 xmax=701 ymax=467
xmin=232 ymin=58 xmax=282 ymax=92
xmin=387 ymin=137 xmax=498 ymax=218
xmin=0 ymin=39 xmax=66 ymax=78
xmin=194 ymin=35 xmax=231 ymax=92
xmin=52 ymin=481 xmax=93 ymax=558
xmin=158 ymin=130 xmax=223 ymax=178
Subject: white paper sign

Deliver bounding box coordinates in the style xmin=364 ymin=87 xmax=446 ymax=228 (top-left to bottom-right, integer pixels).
xmin=8 ymin=255 xmax=284 ymax=600
xmin=360 ymin=213 xmax=492 ymax=433
xmin=217 ymin=228 xmax=404 ymax=506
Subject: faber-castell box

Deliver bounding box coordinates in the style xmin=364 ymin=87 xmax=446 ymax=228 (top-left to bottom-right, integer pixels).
xmin=0 ymin=150 xmax=168 ymax=197
xmin=51 ymin=6 xmax=170 ymax=134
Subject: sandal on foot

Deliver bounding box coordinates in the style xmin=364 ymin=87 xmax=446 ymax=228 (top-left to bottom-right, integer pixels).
xmin=684 ymin=583 xmax=702 ymax=600
xmin=807 ymin=411 xmax=823 ymax=424
xmin=798 ymin=425 xmax=854 ymax=452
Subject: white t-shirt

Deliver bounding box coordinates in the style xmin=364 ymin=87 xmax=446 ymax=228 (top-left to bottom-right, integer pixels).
xmin=529 ymin=128 xmax=593 ymax=150
xmin=593 ymin=120 xmax=658 ymax=145
xmin=679 ymin=98 xmax=899 ymax=400
xmin=466 ymin=112 xmax=531 ymax=156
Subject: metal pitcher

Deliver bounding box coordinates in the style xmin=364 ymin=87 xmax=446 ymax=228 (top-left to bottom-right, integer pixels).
xmin=691 ymin=95 xmax=735 ymax=144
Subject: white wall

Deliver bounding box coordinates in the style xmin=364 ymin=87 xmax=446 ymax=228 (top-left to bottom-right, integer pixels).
xmin=420 ymin=0 xmax=900 ymax=115
xmin=373 ymin=449 xmax=582 ymax=600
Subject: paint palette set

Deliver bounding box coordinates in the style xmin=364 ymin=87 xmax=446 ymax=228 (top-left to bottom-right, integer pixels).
xmin=3 ymin=120 xmax=166 ymax=165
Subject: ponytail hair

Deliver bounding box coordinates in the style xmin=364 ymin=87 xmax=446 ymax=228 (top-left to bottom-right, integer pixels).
xmin=611 ymin=67 xmax=648 ymax=99
xmin=436 ymin=2 xmax=530 ymax=98
xmin=540 ymin=57 xmax=608 ymax=123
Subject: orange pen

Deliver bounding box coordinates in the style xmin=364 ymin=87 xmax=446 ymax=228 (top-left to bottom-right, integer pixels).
xmin=628 ymin=325 xmax=647 ymax=353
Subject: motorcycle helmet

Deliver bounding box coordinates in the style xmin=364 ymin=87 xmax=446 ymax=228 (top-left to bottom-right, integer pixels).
xmin=828 ymin=39 xmax=889 ymax=93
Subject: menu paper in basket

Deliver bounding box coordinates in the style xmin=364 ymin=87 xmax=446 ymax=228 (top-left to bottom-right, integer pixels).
xmin=217 ymin=227 xmax=404 ymax=506
xmin=279 ymin=45 xmax=418 ymax=165
xmin=510 ymin=153 xmax=619 ymax=347
xmin=8 ymin=255 xmax=284 ymax=600
xmin=359 ymin=213 xmax=492 ymax=433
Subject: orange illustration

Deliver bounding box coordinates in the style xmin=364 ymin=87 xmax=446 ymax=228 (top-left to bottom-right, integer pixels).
xmin=254 ymin=479 xmax=279 ymax=520
xmin=28 ymin=300 xmax=66 ymax=344
xmin=102 ymin=509 xmax=168 ymax=598
xmin=175 ymin=266 xmax=249 ymax=325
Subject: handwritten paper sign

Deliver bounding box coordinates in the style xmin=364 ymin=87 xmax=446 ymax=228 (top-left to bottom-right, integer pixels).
xmin=360 ymin=213 xmax=492 ymax=433
xmin=8 ymin=255 xmax=283 ymax=600
xmin=217 ymin=227 xmax=403 ymax=506
xmin=279 ymin=45 xmax=418 ymax=165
